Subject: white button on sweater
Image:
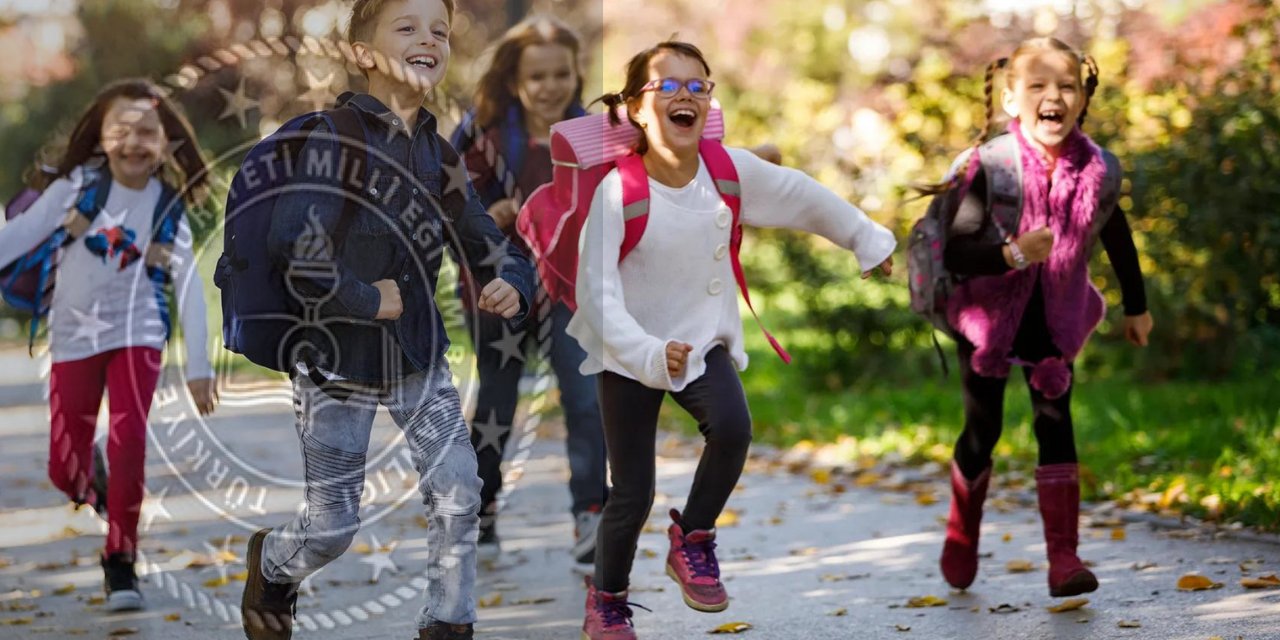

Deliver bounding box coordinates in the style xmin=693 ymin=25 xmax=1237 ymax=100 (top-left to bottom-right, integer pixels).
xmin=566 ymin=147 xmax=897 ymax=392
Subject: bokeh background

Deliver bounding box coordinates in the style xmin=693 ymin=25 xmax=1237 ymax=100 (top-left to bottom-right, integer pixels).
xmin=0 ymin=0 xmax=1276 ymax=528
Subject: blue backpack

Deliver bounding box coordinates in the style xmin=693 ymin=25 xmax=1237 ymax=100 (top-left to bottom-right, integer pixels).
xmin=215 ymin=106 xmax=370 ymax=372
xmin=0 ymin=167 xmax=184 ymax=354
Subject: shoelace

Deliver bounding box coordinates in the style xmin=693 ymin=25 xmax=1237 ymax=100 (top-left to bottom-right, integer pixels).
xmin=681 ymin=538 xmax=720 ymax=580
xmin=598 ymin=597 xmax=651 ymax=628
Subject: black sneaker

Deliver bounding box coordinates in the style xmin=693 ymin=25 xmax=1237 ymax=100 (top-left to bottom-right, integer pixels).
xmin=101 ymin=552 xmax=143 ymax=611
xmin=90 ymin=442 xmax=108 ymax=519
xmin=417 ymin=622 xmax=474 ymax=639
xmin=241 ymin=528 xmax=298 ymax=640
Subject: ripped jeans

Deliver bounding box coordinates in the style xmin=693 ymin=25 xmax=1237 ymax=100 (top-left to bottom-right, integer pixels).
xmin=261 ymin=358 xmax=482 ymax=627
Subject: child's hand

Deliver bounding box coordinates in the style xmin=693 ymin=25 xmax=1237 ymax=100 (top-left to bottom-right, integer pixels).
xmin=861 ymin=255 xmax=894 ymax=280
xmin=187 ymin=378 xmax=218 ymax=416
xmin=478 ymin=279 xmax=522 ymax=319
xmin=374 ymin=279 xmax=403 ymax=320
xmin=666 ymin=341 xmax=693 ymax=379
xmin=1123 ymin=312 xmax=1153 ymax=347
xmin=1016 ymin=227 xmax=1055 ymax=265
xmin=487 ymin=198 xmax=519 ymax=229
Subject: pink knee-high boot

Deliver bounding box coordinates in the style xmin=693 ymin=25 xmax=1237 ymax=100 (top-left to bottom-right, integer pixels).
xmin=940 ymin=461 xmax=991 ymax=589
xmin=1036 ymin=463 xmax=1098 ymax=597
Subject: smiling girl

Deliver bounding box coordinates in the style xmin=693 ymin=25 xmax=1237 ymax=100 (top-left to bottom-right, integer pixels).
xmin=0 ymin=79 xmax=216 ymax=611
xmin=567 ymin=41 xmax=895 ymax=639
xmin=935 ymin=37 xmax=1153 ymax=598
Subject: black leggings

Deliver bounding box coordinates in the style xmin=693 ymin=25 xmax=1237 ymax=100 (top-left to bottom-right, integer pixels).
xmin=594 ymin=346 xmax=752 ymax=593
xmin=953 ymin=288 xmax=1078 ymax=480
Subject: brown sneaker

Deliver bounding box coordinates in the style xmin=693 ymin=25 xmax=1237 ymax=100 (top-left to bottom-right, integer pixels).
xmin=241 ymin=528 xmax=298 ymax=640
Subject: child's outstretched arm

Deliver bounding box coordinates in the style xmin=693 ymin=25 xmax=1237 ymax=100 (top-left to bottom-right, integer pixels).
xmin=1099 ymin=205 xmax=1153 ymax=347
xmin=169 ymin=215 xmax=217 ymax=415
xmin=0 ymin=171 xmax=82 ymax=269
xmin=731 ymin=148 xmax=896 ymax=276
xmin=441 ymin=135 xmax=535 ymax=325
xmin=572 ymin=172 xmax=681 ymax=390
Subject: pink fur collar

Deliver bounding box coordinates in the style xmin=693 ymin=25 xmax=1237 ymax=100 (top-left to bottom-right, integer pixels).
xmin=945 ymin=121 xmax=1109 ymax=398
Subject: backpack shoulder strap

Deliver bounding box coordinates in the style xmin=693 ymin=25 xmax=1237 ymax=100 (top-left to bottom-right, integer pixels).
xmin=1098 ymin=149 xmax=1122 ymax=218
xmin=979 ymin=133 xmax=1023 ymax=240
xmin=144 ymin=182 xmax=184 ymax=270
xmin=616 ymin=152 xmax=650 ymax=261
xmin=63 ymin=167 xmax=113 ymax=241
xmin=700 ymin=139 xmax=791 ymax=364
xmin=321 ymin=106 xmax=370 ymax=252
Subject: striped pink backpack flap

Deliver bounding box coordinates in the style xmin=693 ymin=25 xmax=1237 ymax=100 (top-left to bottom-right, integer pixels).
xmin=515 ymin=103 xmax=725 ymax=311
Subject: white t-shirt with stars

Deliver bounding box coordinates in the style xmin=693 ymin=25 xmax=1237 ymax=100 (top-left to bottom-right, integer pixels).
xmin=0 ymin=167 xmax=212 ymax=379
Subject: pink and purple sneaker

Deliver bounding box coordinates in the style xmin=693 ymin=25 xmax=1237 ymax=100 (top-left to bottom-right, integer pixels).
xmin=664 ymin=509 xmax=729 ymax=612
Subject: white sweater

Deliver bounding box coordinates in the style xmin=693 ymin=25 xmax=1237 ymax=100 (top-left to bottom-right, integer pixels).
xmin=0 ymin=167 xmax=213 ymax=379
xmin=566 ymin=147 xmax=897 ymax=392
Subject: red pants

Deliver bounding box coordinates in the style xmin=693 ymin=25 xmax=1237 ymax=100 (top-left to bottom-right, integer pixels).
xmin=48 ymin=347 xmax=162 ymax=556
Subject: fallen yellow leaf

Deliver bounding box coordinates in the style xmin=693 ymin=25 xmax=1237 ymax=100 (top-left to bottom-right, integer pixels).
xmin=1111 ymin=527 xmax=1127 ymax=541
xmin=1 ymin=618 xmax=32 ymax=626
xmin=768 ymin=516 xmax=784 ymax=525
xmin=811 ymin=469 xmax=831 ymax=485
xmin=478 ymin=592 xmax=503 ymax=608
xmin=640 ymin=549 xmax=658 ymax=559
xmin=716 ymin=509 xmax=741 ymax=528
xmin=108 ymin=629 xmax=139 ymax=636
xmin=1117 ymin=620 xmax=1141 ymax=628
xmin=86 ymin=595 xmax=105 ymax=605
xmin=894 ymin=624 xmax=911 ymax=632
xmin=1047 ymin=598 xmax=1089 ymax=613
xmin=1176 ymin=574 xmax=1224 ymax=591
xmin=905 ymin=595 xmax=947 ymax=608
xmin=352 ymin=543 xmax=373 ymax=555
xmin=914 ymin=492 xmax=939 ymax=506
xmin=708 ymin=621 xmax=752 ymax=634
xmin=1006 ymin=560 xmax=1036 ymax=573
xmin=1241 ymin=575 xmax=1280 ymax=589
xmin=164 ymin=613 xmax=181 ymax=622
xmin=1002 ymin=533 xmax=1013 ymax=543
xmin=53 ymin=584 xmax=75 ymax=596
xmin=202 ymin=576 xmax=230 ymax=588
xmin=829 ymin=608 xmax=847 ymax=617
xmin=855 ymin=472 xmax=882 ymax=487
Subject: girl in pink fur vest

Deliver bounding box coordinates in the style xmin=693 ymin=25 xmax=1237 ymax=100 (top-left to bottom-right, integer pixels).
xmin=935 ymin=37 xmax=1154 ymax=598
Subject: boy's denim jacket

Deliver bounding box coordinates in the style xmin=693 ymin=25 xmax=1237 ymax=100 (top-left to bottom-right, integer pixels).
xmin=266 ymin=92 xmax=534 ymax=385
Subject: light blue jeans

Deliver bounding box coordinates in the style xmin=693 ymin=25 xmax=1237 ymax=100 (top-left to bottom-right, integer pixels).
xmin=261 ymin=358 xmax=481 ymax=626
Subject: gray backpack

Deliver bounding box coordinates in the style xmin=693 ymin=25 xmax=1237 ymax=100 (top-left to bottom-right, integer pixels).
xmin=906 ymin=133 xmax=1121 ymax=371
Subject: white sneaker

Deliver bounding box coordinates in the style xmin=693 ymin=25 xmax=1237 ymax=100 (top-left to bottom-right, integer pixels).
xmin=572 ymin=510 xmax=602 ymax=564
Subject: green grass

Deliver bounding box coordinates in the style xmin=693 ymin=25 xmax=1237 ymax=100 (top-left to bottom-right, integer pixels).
xmin=659 ymin=337 xmax=1280 ymax=530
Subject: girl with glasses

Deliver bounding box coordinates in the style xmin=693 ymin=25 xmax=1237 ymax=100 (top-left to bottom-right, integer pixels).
xmin=568 ymin=40 xmax=895 ymax=640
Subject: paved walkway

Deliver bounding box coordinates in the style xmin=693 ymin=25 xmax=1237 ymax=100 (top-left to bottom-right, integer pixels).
xmin=1 ymin=348 xmax=1278 ymax=639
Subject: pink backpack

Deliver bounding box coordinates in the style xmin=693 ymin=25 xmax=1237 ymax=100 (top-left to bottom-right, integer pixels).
xmin=516 ymin=107 xmax=791 ymax=363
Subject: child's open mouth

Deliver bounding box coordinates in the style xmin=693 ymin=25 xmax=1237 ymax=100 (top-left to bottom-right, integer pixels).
xmin=406 ymin=54 xmax=439 ymax=70
xmin=1038 ymin=108 xmax=1065 ymax=126
xmin=668 ymin=108 xmax=697 ymax=129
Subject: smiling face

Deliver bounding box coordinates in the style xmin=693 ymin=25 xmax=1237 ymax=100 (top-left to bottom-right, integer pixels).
xmin=355 ymin=0 xmax=451 ymax=94
xmin=100 ymin=97 xmax=168 ymax=186
xmin=629 ymin=50 xmax=711 ymax=157
xmin=1002 ymin=49 xmax=1085 ymax=151
xmin=513 ymin=43 xmax=577 ymax=128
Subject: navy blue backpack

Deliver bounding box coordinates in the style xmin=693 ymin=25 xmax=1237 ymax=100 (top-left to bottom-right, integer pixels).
xmin=1 ymin=167 xmax=184 ymax=353
xmin=215 ymin=107 xmax=370 ymax=372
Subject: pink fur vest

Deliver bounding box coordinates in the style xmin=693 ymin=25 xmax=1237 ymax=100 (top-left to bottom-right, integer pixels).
xmin=945 ymin=121 xmax=1110 ymax=399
